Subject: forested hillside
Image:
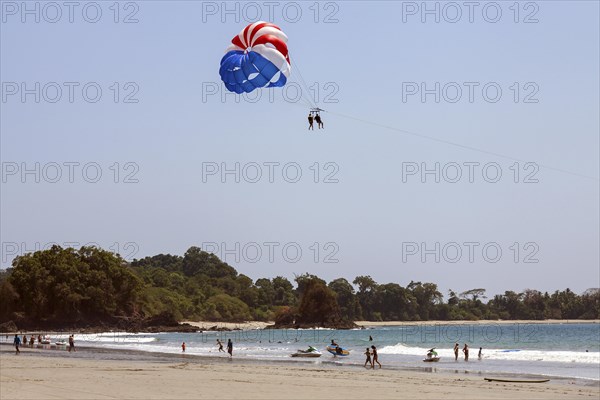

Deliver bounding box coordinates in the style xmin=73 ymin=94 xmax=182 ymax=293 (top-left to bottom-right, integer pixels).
xmin=0 ymin=246 xmax=598 ymax=329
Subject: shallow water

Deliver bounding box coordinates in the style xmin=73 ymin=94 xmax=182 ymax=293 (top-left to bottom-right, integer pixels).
xmin=5 ymin=323 xmax=598 ymax=381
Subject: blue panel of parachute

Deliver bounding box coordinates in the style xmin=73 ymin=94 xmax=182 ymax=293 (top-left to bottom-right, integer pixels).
xmin=219 ymin=50 xmax=287 ymax=94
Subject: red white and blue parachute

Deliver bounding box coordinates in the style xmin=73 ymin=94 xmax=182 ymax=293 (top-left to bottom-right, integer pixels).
xmin=219 ymin=22 xmax=291 ymax=94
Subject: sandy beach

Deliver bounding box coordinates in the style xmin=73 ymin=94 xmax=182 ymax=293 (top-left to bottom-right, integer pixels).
xmin=180 ymin=320 xmax=600 ymax=331
xmin=1 ymin=349 xmax=598 ymax=400
xmin=182 ymin=320 xmax=274 ymax=330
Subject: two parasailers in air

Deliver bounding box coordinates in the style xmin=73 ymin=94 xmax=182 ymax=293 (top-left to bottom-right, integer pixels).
xmin=308 ymin=109 xmax=324 ymax=130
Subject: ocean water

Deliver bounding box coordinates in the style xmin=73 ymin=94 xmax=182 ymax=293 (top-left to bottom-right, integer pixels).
xmin=7 ymin=323 xmax=599 ymax=381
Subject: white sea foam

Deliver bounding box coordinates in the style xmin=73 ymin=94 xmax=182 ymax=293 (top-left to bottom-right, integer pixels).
xmin=43 ymin=332 xmax=158 ymax=344
xmin=79 ymin=336 xmax=158 ymax=344
xmin=379 ymin=343 xmax=600 ymax=364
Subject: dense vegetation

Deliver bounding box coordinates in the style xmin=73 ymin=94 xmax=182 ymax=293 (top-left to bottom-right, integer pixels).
xmin=0 ymin=245 xmax=598 ymax=328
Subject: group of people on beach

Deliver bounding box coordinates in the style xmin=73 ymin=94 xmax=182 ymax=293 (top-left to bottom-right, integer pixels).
xmin=183 ymin=335 xmax=486 ymax=369
xmin=12 ymin=332 xmax=481 ymax=366
xmin=12 ymin=333 xmax=75 ymax=354
xmin=181 ymin=338 xmax=233 ymax=357
xmin=329 ymin=338 xmax=382 ymax=369
xmin=215 ymin=338 xmax=233 ymax=356
xmin=363 ymin=345 xmax=382 ymax=369
xmin=453 ymin=343 xmax=483 ymax=361
xmin=13 ymin=334 xmax=40 ymax=353
xmin=216 ymin=339 xmax=233 ymax=356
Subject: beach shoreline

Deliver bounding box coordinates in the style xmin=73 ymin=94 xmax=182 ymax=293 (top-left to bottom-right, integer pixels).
xmin=1 ymin=348 xmax=598 ymax=400
xmin=354 ymin=320 xmax=600 ymax=327
xmin=182 ymin=320 xmax=274 ymax=330
xmin=1 ymin=341 xmax=598 ymax=386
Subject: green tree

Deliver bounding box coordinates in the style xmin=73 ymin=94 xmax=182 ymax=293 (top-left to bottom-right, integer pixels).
xmin=182 ymin=246 xmax=237 ymax=278
xmin=580 ymin=288 xmax=600 ymax=319
xmin=328 ymin=278 xmax=361 ymax=321
xmin=204 ymin=293 xmax=251 ymax=321
xmin=296 ymin=278 xmax=341 ymax=325
xmin=131 ymin=254 xmax=183 ymax=272
xmin=0 ymin=279 xmax=19 ymax=320
xmin=408 ymin=281 xmax=443 ymax=320
xmin=272 ymin=276 xmax=296 ymax=306
xmin=295 ymin=273 xmax=326 ymax=297
xmin=9 ymin=246 xmax=141 ymax=321
xmin=353 ymin=275 xmax=378 ymax=320
xmin=255 ymin=278 xmax=275 ymax=306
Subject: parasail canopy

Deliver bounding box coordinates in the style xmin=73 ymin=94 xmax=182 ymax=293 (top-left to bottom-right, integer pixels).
xmin=219 ymin=21 xmax=291 ymax=94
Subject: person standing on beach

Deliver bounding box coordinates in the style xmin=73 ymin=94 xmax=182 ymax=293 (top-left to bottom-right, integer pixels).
xmin=478 ymin=347 xmax=483 ymax=360
xmin=182 ymin=342 xmax=186 ymax=352
xmin=68 ymin=335 xmax=76 ymax=352
xmin=13 ymin=334 xmax=21 ymax=354
xmin=453 ymin=343 xmax=459 ymax=361
xmin=217 ymin=339 xmax=224 ymax=352
xmin=363 ymin=347 xmax=372 ymax=368
xmin=462 ymin=344 xmax=469 ymax=361
xmin=371 ymin=345 xmax=381 ymax=369
xmin=227 ymin=339 xmax=233 ymax=357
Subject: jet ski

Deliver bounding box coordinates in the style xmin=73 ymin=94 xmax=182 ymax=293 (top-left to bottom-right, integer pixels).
xmin=424 ymin=348 xmax=440 ymax=362
xmin=291 ymin=346 xmax=322 ymax=358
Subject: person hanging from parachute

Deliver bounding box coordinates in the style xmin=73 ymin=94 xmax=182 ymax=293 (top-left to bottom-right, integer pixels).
xmin=308 ymin=108 xmax=324 ymax=130
xmin=219 ymin=22 xmax=325 ymax=129
xmin=314 ymin=112 xmax=323 ymax=129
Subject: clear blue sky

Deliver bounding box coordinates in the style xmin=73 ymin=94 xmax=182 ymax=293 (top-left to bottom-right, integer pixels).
xmin=1 ymin=1 xmax=598 ymax=298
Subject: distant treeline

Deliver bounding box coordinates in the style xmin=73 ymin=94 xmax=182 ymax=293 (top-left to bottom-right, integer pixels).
xmin=0 ymin=246 xmax=598 ymax=327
